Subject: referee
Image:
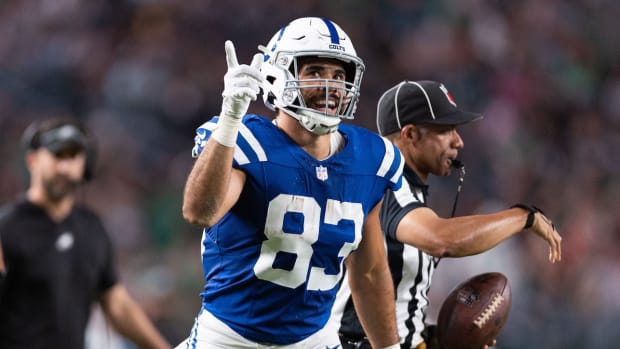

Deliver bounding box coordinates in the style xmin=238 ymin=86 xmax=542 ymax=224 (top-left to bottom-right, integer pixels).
xmin=330 ymin=80 xmax=561 ymax=349
xmin=0 ymin=118 xmax=171 ymax=349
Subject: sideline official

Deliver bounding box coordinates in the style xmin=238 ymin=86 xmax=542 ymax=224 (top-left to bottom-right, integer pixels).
xmin=0 ymin=117 xmax=171 ymax=349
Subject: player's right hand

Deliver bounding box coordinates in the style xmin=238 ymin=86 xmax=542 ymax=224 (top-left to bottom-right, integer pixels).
xmin=221 ymin=40 xmax=264 ymax=119
xmin=531 ymin=211 xmax=562 ymax=263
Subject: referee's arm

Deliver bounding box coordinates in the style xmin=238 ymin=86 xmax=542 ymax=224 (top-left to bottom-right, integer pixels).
xmin=394 ymin=206 xmax=561 ymax=263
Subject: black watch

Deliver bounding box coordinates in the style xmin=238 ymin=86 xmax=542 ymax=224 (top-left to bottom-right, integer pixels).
xmin=511 ymin=204 xmax=544 ymax=230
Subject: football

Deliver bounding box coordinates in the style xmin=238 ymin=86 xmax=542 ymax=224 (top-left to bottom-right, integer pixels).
xmin=436 ymin=272 xmax=512 ymax=349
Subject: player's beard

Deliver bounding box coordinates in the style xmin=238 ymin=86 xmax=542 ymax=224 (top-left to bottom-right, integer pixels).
xmin=42 ymin=174 xmax=81 ymax=203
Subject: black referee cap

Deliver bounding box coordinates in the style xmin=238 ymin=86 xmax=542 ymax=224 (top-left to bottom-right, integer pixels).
xmin=376 ymin=80 xmax=483 ymax=136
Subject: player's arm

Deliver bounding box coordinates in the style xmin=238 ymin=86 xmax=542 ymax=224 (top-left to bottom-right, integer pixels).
xmin=345 ymin=202 xmax=400 ymax=349
xmin=99 ymin=284 xmax=171 ymax=349
xmin=182 ymin=41 xmax=263 ymax=227
xmin=182 ymin=139 xmax=246 ymax=227
xmin=395 ymin=206 xmax=561 ymax=262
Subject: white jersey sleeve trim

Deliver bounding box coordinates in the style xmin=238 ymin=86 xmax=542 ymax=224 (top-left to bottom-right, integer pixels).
xmin=235 ymin=123 xmax=267 ymax=164
xmin=377 ymin=137 xmax=396 ymax=182
xmin=233 ymin=147 xmax=250 ymax=165
xmin=390 ymin=151 xmax=405 ymax=185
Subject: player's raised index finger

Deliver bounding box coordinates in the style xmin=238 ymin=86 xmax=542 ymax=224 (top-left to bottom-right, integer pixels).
xmin=225 ymin=40 xmax=239 ymax=69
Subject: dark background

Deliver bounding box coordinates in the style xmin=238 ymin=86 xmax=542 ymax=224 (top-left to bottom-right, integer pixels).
xmin=1 ymin=1 xmax=619 ymax=348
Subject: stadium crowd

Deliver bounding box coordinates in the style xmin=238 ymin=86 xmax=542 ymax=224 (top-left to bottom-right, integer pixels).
xmin=0 ymin=0 xmax=618 ymax=348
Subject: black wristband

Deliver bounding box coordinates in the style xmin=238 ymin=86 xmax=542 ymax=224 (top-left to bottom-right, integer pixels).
xmin=511 ymin=204 xmax=544 ymax=230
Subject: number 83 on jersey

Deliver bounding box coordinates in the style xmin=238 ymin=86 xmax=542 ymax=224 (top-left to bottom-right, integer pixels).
xmin=253 ymin=194 xmax=364 ymax=291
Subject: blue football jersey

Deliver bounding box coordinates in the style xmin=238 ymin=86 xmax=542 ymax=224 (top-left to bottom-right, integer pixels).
xmin=191 ymin=114 xmax=405 ymax=345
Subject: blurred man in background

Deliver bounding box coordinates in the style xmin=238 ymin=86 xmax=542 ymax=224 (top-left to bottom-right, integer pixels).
xmin=0 ymin=117 xmax=171 ymax=349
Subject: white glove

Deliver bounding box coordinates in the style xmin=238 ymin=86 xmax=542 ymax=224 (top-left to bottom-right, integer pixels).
xmin=212 ymin=40 xmax=264 ymax=147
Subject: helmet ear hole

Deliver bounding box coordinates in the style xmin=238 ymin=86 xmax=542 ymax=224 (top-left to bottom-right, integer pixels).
xmin=343 ymin=62 xmax=357 ymax=85
xmin=266 ymin=91 xmax=277 ymax=111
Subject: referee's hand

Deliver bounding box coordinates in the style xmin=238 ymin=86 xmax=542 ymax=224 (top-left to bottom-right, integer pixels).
xmin=530 ymin=211 xmax=562 ymax=263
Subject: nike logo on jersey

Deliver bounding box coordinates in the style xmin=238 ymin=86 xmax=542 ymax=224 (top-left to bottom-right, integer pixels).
xmin=326 ymin=345 xmax=341 ymax=349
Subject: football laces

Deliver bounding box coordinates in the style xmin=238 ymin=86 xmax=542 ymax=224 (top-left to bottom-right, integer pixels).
xmin=473 ymin=293 xmax=505 ymax=328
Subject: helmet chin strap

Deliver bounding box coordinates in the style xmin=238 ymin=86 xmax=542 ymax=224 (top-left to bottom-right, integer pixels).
xmin=282 ymin=108 xmax=341 ymax=135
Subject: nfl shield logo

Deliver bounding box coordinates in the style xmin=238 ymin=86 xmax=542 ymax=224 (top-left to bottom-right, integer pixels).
xmin=439 ymin=84 xmax=457 ymax=107
xmin=316 ymin=165 xmax=328 ymax=181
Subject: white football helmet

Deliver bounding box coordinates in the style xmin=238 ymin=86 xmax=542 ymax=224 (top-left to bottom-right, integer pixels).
xmin=259 ymin=17 xmax=365 ymax=135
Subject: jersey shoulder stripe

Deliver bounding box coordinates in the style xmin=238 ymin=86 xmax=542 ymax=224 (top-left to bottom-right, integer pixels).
xmin=337 ymin=124 xmax=405 ymax=188
xmin=191 ymin=115 xmax=270 ymax=165
xmin=236 ymin=117 xmax=268 ymax=164
xmin=377 ymin=136 xmax=405 ymax=185
xmin=192 ymin=118 xmax=406 ymax=191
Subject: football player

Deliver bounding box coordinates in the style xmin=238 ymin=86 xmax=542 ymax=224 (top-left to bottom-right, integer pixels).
xmin=178 ymin=17 xmax=405 ymax=349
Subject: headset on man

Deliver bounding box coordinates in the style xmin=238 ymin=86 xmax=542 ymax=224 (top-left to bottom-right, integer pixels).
xmin=21 ymin=118 xmax=97 ymax=182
